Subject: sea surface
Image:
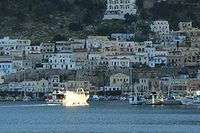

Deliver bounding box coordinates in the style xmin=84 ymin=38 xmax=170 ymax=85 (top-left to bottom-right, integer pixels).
xmin=0 ymin=101 xmax=199 ymax=133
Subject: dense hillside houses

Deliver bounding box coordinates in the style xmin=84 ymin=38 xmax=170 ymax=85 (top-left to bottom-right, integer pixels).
xmin=0 ymin=19 xmax=200 ymax=100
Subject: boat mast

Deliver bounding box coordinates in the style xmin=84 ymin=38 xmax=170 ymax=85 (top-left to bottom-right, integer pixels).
xmin=23 ymin=50 xmax=26 ymax=98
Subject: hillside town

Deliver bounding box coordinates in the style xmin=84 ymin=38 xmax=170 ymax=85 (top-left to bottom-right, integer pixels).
xmin=0 ymin=0 xmax=200 ymax=103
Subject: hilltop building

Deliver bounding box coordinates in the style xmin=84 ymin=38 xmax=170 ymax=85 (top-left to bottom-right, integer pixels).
xmin=103 ymin=0 xmax=137 ymax=20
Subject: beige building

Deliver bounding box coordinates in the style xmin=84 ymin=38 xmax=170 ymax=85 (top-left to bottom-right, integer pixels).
xmin=64 ymin=80 xmax=92 ymax=91
xmin=110 ymin=73 xmax=129 ymax=86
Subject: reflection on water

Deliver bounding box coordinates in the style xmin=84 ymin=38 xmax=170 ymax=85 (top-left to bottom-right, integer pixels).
xmin=0 ymin=101 xmax=200 ymax=133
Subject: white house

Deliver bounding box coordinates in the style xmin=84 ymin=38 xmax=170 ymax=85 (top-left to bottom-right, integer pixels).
xmin=25 ymin=44 xmax=41 ymax=54
xmin=100 ymin=86 xmax=121 ymax=92
xmin=149 ymin=55 xmax=168 ymax=68
xmin=145 ymin=47 xmax=156 ymax=58
xmin=111 ymin=33 xmax=135 ymax=41
xmin=13 ymin=59 xmax=32 ymax=71
xmin=8 ymin=82 xmax=23 ymax=92
xmin=103 ymin=0 xmax=137 ymax=20
xmin=22 ymin=81 xmax=38 ymax=92
xmin=0 ymin=61 xmax=16 ymax=76
xmin=48 ymin=52 xmax=76 ymax=70
xmin=130 ymin=53 xmax=149 ymax=65
xmin=150 ymin=21 xmax=170 ymax=35
xmin=0 ymin=37 xmax=31 ymax=56
xmin=143 ymin=41 xmax=153 ymax=47
xmin=88 ymin=53 xmax=103 ymax=61
xmin=86 ymin=36 xmax=109 ymax=50
xmin=148 ymin=50 xmax=168 ymax=68
xmin=108 ymin=57 xmax=130 ymax=68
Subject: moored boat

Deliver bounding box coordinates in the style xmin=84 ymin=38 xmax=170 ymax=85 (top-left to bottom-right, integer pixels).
xmin=180 ymin=91 xmax=200 ymax=106
xmin=62 ymin=88 xmax=89 ymax=107
xmin=180 ymin=96 xmax=200 ymax=106
xmin=145 ymin=92 xmax=164 ymax=105
xmin=129 ymin=95 xmax=145 ymax=105
xmin=163 ymin=96 xmax=182 ymax=105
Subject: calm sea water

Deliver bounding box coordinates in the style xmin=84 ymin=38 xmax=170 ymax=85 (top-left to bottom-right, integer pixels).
xmin=0 ymin=101 xmax=199 ymax=133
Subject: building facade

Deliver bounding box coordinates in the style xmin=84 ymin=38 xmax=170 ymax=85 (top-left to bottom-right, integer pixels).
xmin=150 ymin=21 xmax=170 ymax=35
xmin=104 ymin=0 xmax=137 ymax=20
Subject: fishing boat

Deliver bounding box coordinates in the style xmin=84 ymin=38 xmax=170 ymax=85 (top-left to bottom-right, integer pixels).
xmin=62 ymin=88 xmax=89 ymax=107
xmin=180 ymin=91 xmax=200 ymax=106
xmin=180 ymin=96 xmax=200 ymax=106
xmin=163 ymin=97 xmax=182 ymax=105
xmin=145 ymin=92 xmax=164 ymax=105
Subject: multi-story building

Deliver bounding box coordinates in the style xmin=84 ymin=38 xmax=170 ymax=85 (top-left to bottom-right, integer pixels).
xmin=150 ymin=20 xmax=170 ymax=35
xmin=40 ymin=42 xmax=55 ymax=53
xmin=148 ymin=50 xmax=168 ymax=67
xmin=167 ymin=48 xmax=185 ymax=67
xmin=8 ymin=79 xmax=50 ymax=93
xmin=100 ymin=73 xmax=129 ymax=94
xmin=170 ymin=76 xmax=188 ymax=96
xmin=48 ymin=52 xmax=76 ymax=70
xmin=104 ymin=0 xmax=137 ymax=20
xmin=133 ymin=78 xmax=150 ymax=97
xmin=0 ymin=37 xmax=31 ymax=56
xmin=108 ymin=57 xmax=130 ymax=68
xmin=8 ymin=82 xmax=23 ymax=92
xmin=13 ymin=59 xmax=32 ymax=71
xmin=101 ymin=86 xmax=122 ymax=92
xmin=48 ymin=75 xmax=61 ymax=91
xmin=86 ymin=36 xmax=109 ymax=50
xmin=63 ymin=81 xmax=92 ymax=91
xmin=111 ymin=33 xmax=135 ymax=41
xmin=22 ymin=80 xmax=38 ymax=92
xmin=25 ymin=44 xmax=41 ymax=54
xmin=178 ymin=22 xmax=193 ymax=31
xmin=0 ymin=61 xmax=16 ymax=76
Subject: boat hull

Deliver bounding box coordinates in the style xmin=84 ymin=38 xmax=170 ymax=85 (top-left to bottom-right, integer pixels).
xmin=62 ymin=90 xmax=89 ymax=107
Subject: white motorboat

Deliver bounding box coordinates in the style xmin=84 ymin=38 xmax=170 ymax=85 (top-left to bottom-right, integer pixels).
xmin=62 ymin=88 xmax=89 ymax=107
